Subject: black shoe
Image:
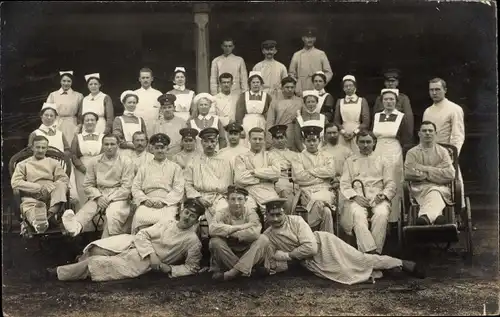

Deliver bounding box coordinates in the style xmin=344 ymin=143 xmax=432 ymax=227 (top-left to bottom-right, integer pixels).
xmin=416 ymin=215 xmax=431 ymax=226
xmin=433 ymin=215 xmax=447 ymax=225
xmin=402 ymin=260 xmax=426 ymax=279
xmin=253 ymin=266 xmax=270 ymax=277
xmin=46 ymin=267 xmax=58 ymax=279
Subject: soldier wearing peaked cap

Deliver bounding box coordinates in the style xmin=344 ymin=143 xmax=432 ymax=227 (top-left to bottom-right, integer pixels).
xmin=209 ymin=184 xmax=269 ymax=281
xmin=267 ymin=125 xmax=298 ymax=214
xmin=152 ymin=93 xmax=186 ymax=159
xmin=373 ymin=68 xmax=414 ymax=134
xmin=293 ymin=91 xmax=329 ymax=152
xmin=130 ymin=131 xmax=185 ymax=234
xmin=171 ymin=128 xmax=199 ymax=169
xmin=289 ymin=123 xmax=336 ymax=234
xmin=253 ymin=39 xmax=288 ymax=101
xmin=218 ymin=122 xmax=250 ymax=183
xmin=289 ymin=26 xmax=333 ymax=95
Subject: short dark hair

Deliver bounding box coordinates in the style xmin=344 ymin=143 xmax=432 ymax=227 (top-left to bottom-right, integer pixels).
xmin=82 ymin=112 xmax=99 ymax=121
xmin=132 ymin=131 xmax=148 ymax=142
xmin=355 ymin=129 xmax=377 ymax=143
xmin=429 ymin=77 xmax=447 ymax=90
xmin=219 ymin=72 xmax=234 ymax=83
xmin=221 ymin=38 xmax=234 ymax=45
xmin=102 ymin=133 xmax=119 ymax=143
xmin=32 ymin=135 xmax=49 ymax=144
xmin=324 ymin=122 xmax=341 ymax=131
xmin=139 ymin=68 xmax=154 ymax=77
xmin=420 ymin=120 xmax=437 ymax=131
xmin=248 ymin=127 xmax=265 ymax=138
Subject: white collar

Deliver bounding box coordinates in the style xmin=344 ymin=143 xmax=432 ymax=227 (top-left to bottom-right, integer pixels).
xmin=87 ymin=92 xmax=103 ymax=100
xmin=123 ymin=111 xmax=136 ymax=117
xmin=58 ymin=88 xmax=72 ymax=94
xmin=38 ymin=124 xmax=57 ymax=133
xmin=250 ymin=91 xmax=262 ymax=96
xmin=82 ymin=130 xmax=98 ymax=136
xmin=173 ymin=84 xmax=185 ymax=91
xmin=316 ymin=88 xmax=326 ymax=95
xmin=198 ymin=114 xmax=213 ymax=120
xmin=139 ymin=86 xmax=154 ymax=92
xmin=345 ymin=94 xmax=358 ymax=101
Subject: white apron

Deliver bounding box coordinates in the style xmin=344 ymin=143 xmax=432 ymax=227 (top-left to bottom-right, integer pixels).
xmin=372 ymin=110 xmax=404 ymax=223
xmin=75 ymin=133 xmax=104 ymax=222
xmin=189 ymin=116 xmax=220 ymax=151
xmin=34 ymin=128 xmax=79 ymax=204
xmin=242 ymin=92 xmax=267 ymax=147
xmin=315 ymin=92 xmax=331 ymax=113
xmin=119 ymin=116 xmax=143 ymax=159
xmin=296 ymin=111 xmax=326 ymax=150
xmin=339 ymin=97 xmax=362 ymax=153
xmin=82 ymin=92 xmax=107 ymax=134
xmin=174 ymin=90 xmax=195 ymax=121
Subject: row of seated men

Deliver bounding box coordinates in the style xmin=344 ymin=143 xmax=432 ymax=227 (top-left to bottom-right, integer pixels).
xmin=14 ymin=118 xmax=454 ymax=283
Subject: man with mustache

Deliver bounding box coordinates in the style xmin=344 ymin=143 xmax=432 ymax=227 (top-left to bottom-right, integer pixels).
xmin=184 ymin=127 xmax=235 ymax=224
xmin=404 ymin=121 xmax=455 ymax=225
xmin=340 ymin=130 xmax=396 ymax=255
xmin=252 ymin=40 xmax=288 ymax=101
xmin=62 ymin=133 xmax=134 ymax=238
xmin=131 ymin=131 xmax=154 ymax=175
xmin=131 ymin=133 xmax=185 ymax=234
xmin=321 ymin=123 xmax=353 ymax=177
xmin=45 ymin=198 xmax=205 ymax=282
xmin=262 ymin=198 xmax=425 ymax=284
xmin=209 ymin=185 xmax=270 ymax=281
xmin=289 ymin=27 xmax=333 ymax=95
xmin=152 ymin=93 xmax=186 ymax=159
xmin=290 ymin=125 xmax=335 ymax=234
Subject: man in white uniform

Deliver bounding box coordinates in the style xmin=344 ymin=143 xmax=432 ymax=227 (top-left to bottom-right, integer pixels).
xmin=252 ymin=40 xmax=288 ymax=101
xmin=134 ymin=67 xmax=163 ymax=138
xmin=340 ymin=130 xmax=396 ymax=255
xmin=131 ymin=131 xmax=154 ymax=175
xmin=404 ymin=121 xmax=456 ymax=225
xmin=210 ymin=38 xmax=248 ymax=96
xmin=422 ymin=77 xmax=465 ymax=208
xmin=212 ymin=73 xmax=240 ymax=126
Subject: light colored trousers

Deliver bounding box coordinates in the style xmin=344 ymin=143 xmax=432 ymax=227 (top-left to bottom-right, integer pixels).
xmin=301 ymin=188 xmax=335 ymax=234
xmin=209 ymin=235 xmax=270 ymax=276
xmin=131 ymin=205 xmax=178 ymax=234
xmin=418 ymin=190 xmax=446 ymax=224
xmin=75 ymin=200 xmax=131 ymax=238
xmin=351 ymin=201 xmax=390 ymax=254
xmin=21 ymin=182 xmax=67 ymax=226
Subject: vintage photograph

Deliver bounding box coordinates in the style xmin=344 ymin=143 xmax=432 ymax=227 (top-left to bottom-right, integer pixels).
xmin=1 ymin=1 xmax=498 ymax=316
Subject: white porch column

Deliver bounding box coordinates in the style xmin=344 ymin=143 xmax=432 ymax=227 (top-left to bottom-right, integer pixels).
xmin=193 ymin=3 xmax=211 ymax=93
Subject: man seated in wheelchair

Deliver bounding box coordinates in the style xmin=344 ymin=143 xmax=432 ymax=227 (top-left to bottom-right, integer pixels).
xmin=131 ymin=133 xmax=185 ymax=234
xmin=62 ymin=133 xmax=135 ymax=238
xmin=340 ymin=130 xmax=396 ymax=255
xmin=404 ymin=121 xmax=456 ymax=226
xmin=11 ymin=135 xmax=70 ymax=234
xmin=290 ymin=125 xmax=336 ymax=234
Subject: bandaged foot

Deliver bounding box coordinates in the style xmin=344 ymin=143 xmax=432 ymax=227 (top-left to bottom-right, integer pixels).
xmin=32 ymin=202 xmax=49 ymax=233
xmin=62 ymin=209 xmax=82 ymax=237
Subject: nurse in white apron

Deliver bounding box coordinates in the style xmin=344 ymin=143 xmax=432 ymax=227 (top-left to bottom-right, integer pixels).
xmin=311 ymin=71 xmax=335 ymax=122
xmin=333 ymin=75 xmax=371 ymax=153
xmin=293 ymin=90 xmax=327 ymax=152
xmin=79 ymin=73 xmax=114 ymax=134
xmin=29 ymin=102 xmax=79 ymax=208
xmin=46 ymin=71 xmax=84 ymax=144
xmin=71 ymin=112 xmax=104 ymax=208
xmin=188 ymin=93 xmax=227 ymax=152
xmin=235 ymin=71 xmax=272 ymax=147
xmin=167 ymin=67 xmax=196 ymax=121
xmin=113 ymin=90 xmax=147 ymax=159
xmin=372 ymin=88 xmax=413 ymax=223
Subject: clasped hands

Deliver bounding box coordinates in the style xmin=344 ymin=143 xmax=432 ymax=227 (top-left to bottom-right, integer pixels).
xmin=143 ymin=199 xmax=166 ymax=209
xmin=149 ymin=253 xmax=171 ymax=274
xmin=352 ymin=193 xmax=387 ymax=208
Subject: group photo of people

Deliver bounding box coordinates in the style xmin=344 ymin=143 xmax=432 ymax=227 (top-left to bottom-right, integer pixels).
xmin=2 ymin=2 xmax=497 ymax=316
xmin=10 ymin=24 xmax=467 ymax=285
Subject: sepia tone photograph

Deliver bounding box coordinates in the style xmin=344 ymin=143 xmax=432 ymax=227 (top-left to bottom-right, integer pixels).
xmin=1 ymin=1 xmax=498 ymax=316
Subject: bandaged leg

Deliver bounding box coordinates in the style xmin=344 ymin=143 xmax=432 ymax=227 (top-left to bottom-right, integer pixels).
xmin=102 ymin=201 xmax=131 ymax=238
xmin=22 ymin=200 xmax=49 ymax=233
xmin=351 ymin=203 xmax=377 ymax=253
xmin=56 ymin=246 xmax=118 ymax=281
xmin=418 ymin=190 xmax=446 ymax=224
xmin=62 ymin=200 xmax=100 ymax=236
xmin=371 ymin=202 xmax=390 ymax=254
xmin=131 ymin=205 xmax=178 ymax=234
